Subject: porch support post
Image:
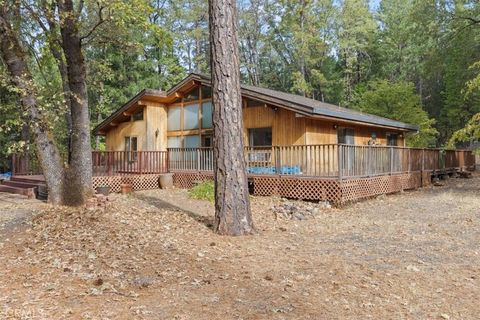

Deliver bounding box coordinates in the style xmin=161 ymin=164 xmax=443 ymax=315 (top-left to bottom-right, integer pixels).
xmin=337 ymin=144 xmax=343 ymax=180
xmin=390 ymin=147 xmax=394 ymax=175
xmin=275 ymin=146 xmax=281 ymax=174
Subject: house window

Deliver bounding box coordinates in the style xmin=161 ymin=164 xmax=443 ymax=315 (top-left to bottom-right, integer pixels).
xmin=124 ymin=136 xmax=138 ymax=161
xmin=337 ymin=128 xmax=355 ymax=145
xmin=184 ymin=135 xmax=201 ymax=148
xmin=184 ymin=103 xmax=199 ymax=130
xmin=248 ymin=127 xmax=272 ymax=146
xmin=202 ymin=135 xmax=213 ymax=147
xmin=202 ymin=101 xmax=213 ymax=129
xmin=387 ymin=133 xmax=398 ymax=146
xmin=167 ymin=106 xmax=181 ymax=131
xmin=201 ymin=86 xmax=211 ymax=99
xmin=132 ymin=109 xmax=143 ymax=121
xmin=183 ymin=87 xmax=200 ymax=102
xmin=167 ymin=136 xmax=182 ymax=148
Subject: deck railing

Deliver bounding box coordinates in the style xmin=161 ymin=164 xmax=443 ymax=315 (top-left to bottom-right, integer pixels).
xmin=168 ymin=145 xmax=475 ymax=179
xmin=12 ymin=145 xmax=475 ymax=179
xmin=92 ymin=151 xmax=169 ymax=176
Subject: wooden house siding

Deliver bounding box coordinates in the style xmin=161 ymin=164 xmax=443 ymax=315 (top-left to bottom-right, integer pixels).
xmin=145 ymin=103 xmax=168 ymax=151
xmin=242 ymin=106 xmax=306 ymax=146
xmin=105 ymin=110 xmax=147 ymax=151
xmin=104 ymin=84 xmax=407 ymax=151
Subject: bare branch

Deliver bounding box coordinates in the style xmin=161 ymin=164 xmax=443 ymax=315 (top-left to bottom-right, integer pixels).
xmin=79 ymin=5 xmax=106 ymax=42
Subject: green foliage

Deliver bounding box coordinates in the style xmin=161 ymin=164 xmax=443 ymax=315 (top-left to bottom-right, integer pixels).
xmin=188 ymin=181 xmax=215 ymax=202
xmin=352 ymin=80 xmax=438 ymax=147
xmin=448 ymin=113 xmax=480 ymax=149
xmin=1 ymin=0 xmax=480 ymax=161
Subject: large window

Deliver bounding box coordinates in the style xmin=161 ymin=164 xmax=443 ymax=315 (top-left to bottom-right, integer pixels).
xmin=184 ymin=103 xmax=199 ymax=130
xmin=387 ymin=133 xmax=398 ymax=146
xmin=167 ymin=136 xmax=182 ymax=148
xmin=167 ymin=106 xmax=181 ymax=131
xmin=202 ymin=101 xmax=213 ymax=129
xmin=184 ymin=135 xmax=201 ymax=148
xmin=337 ymin=128 xmax=355 ymax=145
xmin=183 ymin=87 xmax=200 ymax=102
xmin=248 ymin=127 xmax=272 ymax=146
xmin=201 ymin=86 xmax=211 ymax=99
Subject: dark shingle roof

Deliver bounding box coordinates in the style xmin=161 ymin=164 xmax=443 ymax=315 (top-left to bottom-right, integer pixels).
xmin=239 ymin=83 xmax=418 ymax=131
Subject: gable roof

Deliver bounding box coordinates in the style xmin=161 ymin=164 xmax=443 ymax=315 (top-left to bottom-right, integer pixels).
xmin=93 ymin=73 xmax=419 ymax=135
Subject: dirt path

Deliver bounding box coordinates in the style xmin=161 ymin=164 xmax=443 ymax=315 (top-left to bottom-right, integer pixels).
xmin=0 ymin=175 xmax=479 ymax=319
xmin=0 ymin=193 xmax=46 ymax=239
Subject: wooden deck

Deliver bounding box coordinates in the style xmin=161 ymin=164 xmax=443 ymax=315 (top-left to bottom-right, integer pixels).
xmin=7 ymin=145 xmax=476 ymax=205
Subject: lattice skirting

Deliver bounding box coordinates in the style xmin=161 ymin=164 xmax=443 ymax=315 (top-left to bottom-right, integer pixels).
xmin=92 ymin=174 xmax=162 ymax=193
xmin=92 ymin=171 xmax=427 ymax=207
xmin=252 ymin=172 xmax=423 ymax=206
xmin=172 ymin=171 xmax=214 ymax=189
xmin=252 ymin=176 xmax=342 ymax=205
xmin=340 ymin=172 xmax=422 ymax=204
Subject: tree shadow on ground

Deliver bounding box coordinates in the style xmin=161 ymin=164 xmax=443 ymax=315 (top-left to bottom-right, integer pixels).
xmin=133 ymin=193 xmax=215 ymax=231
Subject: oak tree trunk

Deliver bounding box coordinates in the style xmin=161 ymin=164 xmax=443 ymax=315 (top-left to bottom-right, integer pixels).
xmin=208 ymin=0 xmax=254 ymax=235
xmin=57 ymin=0 xmax=93 ymax=205
xmin=0 ymin=9 xmax=65 ymax=204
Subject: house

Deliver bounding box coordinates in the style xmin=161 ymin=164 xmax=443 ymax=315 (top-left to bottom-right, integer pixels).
xmin=4 ymin=74 xmax=474 ymax=204
xmin=93 ymin=73 xmax=418 ymax=153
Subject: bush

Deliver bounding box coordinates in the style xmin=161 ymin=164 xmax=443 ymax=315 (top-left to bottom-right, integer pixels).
xmin=188 ymin=181 xmax=215 ymax=202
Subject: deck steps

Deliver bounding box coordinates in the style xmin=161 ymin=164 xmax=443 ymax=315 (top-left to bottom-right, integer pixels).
xmin=0 ymin=184 xmax=36 ymax=198
xmin=2 ymin=180 xmax=44 ymax=189
xmin=0 ymin=175 xmax=45 ymax=199
xmin=10 ymin=176 xmax=46 ymax=185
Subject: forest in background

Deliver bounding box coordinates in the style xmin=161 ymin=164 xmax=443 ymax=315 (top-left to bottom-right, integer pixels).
xmin=1 ymin=0 xmax=479 ymax=171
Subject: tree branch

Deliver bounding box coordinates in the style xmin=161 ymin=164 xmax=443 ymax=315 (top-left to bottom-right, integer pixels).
xmin=79 ymin=5 xmax=105 ymax=42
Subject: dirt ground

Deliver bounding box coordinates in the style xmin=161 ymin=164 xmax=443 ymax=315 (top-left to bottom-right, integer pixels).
xmin=0 ymin=174 xmax=479 ymax=320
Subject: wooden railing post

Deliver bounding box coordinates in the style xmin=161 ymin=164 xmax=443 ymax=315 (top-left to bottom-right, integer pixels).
xmin=197 ymin=148 xmax=201 ymax=171
xmin=338 ymin=144 xmax=343 ymax=180
xmin=390 ymin=147 xmax=394 ymax=175
xmin=275 ymin=146 xmax=281 ymax=174
xmin=408 ymin=148 xmax=411 ymax=173
xmin=422 ymin=148 xmax=425 ymax=172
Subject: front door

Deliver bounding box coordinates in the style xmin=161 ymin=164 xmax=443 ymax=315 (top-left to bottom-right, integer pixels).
xmin=337 ymin=128 xmax=355 ymax=176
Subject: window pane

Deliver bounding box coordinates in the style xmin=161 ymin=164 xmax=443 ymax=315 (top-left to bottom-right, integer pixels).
xmin=202 ymin=102 xmax=213 ymax=128
xmin=167 ymin=106 xmax=181 ymax=131
xmin=387 ymin=133 xmax=398 ymax=146
xmin=131 ymin=137 xmax=138 ymax=151
xmin=167 ymin=136 xmax=182 ymax=148
xmin=338 ymin=128 xmax=354 ymax=145
xmin=184 ymin=135 xmax=200 ymax=148
xmin=184 ymin=104 xmax=199 ymax=130
xmin=202 ymin=135 xmax=213 ymax=147
xmin=125 ymin=137 xmax=130 ymax=152
xmin=132 ymin=109 xmax=143 ymax=121
xmin=183 ymin=87 xmax=199 ymax=102
xmin=201 ymin=86 xmax=211 ymax=99
xmin=248 ymin=127 xmax=272 ymax=146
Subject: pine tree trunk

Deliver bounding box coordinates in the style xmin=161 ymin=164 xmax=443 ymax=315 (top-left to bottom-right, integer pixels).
xmin=57 ymin=0 xmax=93 ymax=206
xmin=0 ymin=10 xmax=65 ymax=204
xmin=209 ymin=0 xmax=254 ymax=235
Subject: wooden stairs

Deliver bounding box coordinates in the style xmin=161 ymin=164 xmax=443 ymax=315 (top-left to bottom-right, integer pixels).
xmin=0 ymin=175 xmax=46 ymax=199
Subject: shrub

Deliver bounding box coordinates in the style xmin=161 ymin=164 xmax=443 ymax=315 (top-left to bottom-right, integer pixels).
xmin=188 ymin=181 xmax=215 ymax=202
